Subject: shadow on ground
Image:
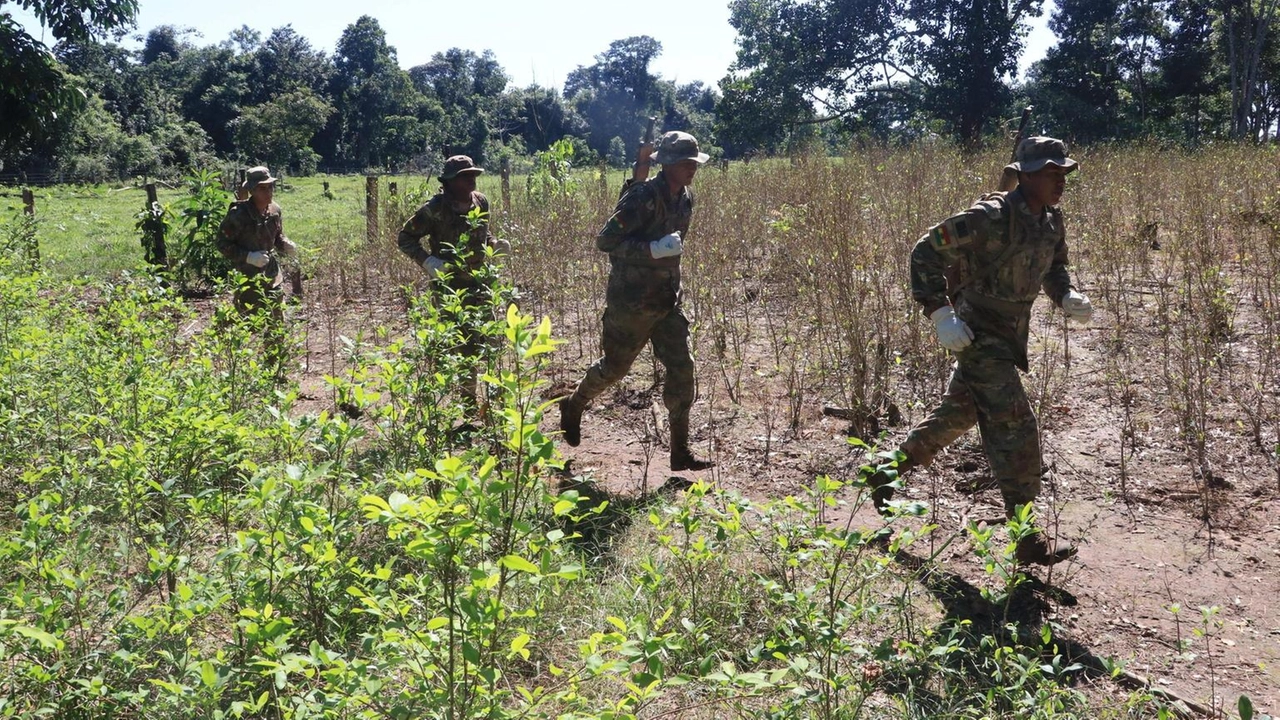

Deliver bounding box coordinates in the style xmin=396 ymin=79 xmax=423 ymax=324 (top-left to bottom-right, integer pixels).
xmin=554 ymin=462 xmax=694 ymax=565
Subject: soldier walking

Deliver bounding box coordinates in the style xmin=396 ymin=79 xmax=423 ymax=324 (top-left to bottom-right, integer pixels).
xmin=872 ymin=137 xmax=1094 ymax=565
xmin=397 ymin=155 xmax=510 ymax=406
xmin=216 ymin=165 xmax=297 ymax=377
xmin=559 ymin=131 xmax=714 ymax=472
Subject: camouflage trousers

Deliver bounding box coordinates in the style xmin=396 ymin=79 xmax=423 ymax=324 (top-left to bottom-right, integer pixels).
xmin=412 ymin=280 xmax=499 ymax=410
xmin=233 ymin=273 xmax=287 ymax=373
xmin=570 ymin=302 xmax=695 ymax=427
xmin=901 ymin=334 xmax=1043 ymax=510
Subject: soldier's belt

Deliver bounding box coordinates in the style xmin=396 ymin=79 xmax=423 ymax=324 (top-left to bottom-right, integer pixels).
xmin=964 ymin=291 xmax=1035 ymax=315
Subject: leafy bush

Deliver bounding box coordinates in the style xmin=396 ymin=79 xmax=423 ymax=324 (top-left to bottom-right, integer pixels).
xmin=167 ymin=168 xmax=234 ymax=292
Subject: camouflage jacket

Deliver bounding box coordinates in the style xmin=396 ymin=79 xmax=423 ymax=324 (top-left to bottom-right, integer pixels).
xmin=397 ymin=190 xmax=495 ymax=289
xmin=217 ymin=200 xmax=288 ymax=284
xmin=910 ymin=188 xmax=1075 ymax=369
xmin=596 ymin=171 xmax=693 ymax=311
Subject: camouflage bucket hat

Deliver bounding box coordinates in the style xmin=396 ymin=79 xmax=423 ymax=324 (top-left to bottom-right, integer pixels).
xmin=1005 ymin=136 xmax=1078 ymax=174
xmin=242 ymin=166 xmax=278 ymax=191
xmin=653 ymin=131 xmax=710 ymax=165
xmin=439 ymin=155 xmax=485 ymax=182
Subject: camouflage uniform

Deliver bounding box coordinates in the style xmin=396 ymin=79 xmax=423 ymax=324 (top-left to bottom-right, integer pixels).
xmin=397 ymin=156 xmax=502 ymax=408
xmin=570 ymin=169 xmax=696 ymax=424
xmin=563 ymin=131 xmax=714 ymax=469
xmin=397 ymin=189 xmax=496 ymax=297
xmin=216 ymin=171 xmax=292 ymax=371
xmin=904 ymin=186 xmax=1076 ymax=510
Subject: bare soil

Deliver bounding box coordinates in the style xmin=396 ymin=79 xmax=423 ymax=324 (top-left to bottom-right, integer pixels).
xmin=275 ymin=276 xmax=1280 ymax=718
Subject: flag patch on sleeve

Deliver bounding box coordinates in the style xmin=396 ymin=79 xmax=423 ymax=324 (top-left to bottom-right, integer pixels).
xmin=929 ymin=214 xmax=974 ymax=249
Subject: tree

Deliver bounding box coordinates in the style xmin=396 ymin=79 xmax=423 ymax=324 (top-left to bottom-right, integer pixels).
xmin=720 ymin=0 xmax=1045 ymax=149
xmin=660 ymin=81 xmax=719 ymax=150
xmin=233 ymin=89 xmax=333 ymax=174
xmin=253 ymin=26 xmax=332 ymax=102
xmin=1221 ymin=0 xmax=1280 ymax=139
xmin=171 ymin=43 xmax=253 ymax=153
xmin=1025 ymin=0 xmax=1131 ymax=140
xmin=0 ymin=0 xmax=139 ymax=163
xmin=1151 ymin=0 xmax=1222 ymax=139
xmin=141 ymin=24 xmax=189 ymax=64
xmin=409 ymin=48 xmax=508 ymax=160
xmin=492 ymin=84 xmax=588 ymax=153
xmin=322 ymin=16 xmax=423 ymax=169
xmin=565 ymin=36 xmax=665 ymax=156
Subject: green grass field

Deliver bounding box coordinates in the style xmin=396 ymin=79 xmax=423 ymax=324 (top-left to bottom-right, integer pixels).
xmin=0 ymin=172 xmax=518 ymax=278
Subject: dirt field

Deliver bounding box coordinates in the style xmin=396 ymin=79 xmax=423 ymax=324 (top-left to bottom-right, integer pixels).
xmin=276 ymin=262 xmax=1278 ymax=717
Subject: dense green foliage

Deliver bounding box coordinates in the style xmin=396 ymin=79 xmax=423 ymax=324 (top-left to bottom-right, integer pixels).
xmin=723 ymin=0 xmax=1280 ymax=147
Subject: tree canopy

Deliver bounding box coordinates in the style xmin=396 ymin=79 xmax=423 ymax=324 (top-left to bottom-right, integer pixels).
xmin=5 ymin=2 xmax=1280 ymax=179
xmin=0 ymin=0 xmax=138 ymax=161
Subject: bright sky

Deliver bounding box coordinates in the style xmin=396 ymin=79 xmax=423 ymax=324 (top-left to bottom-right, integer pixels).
xmin=9 ymin=0 xmax=1056 ymax=89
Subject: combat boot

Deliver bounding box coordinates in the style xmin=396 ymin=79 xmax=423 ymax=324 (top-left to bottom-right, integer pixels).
xmin=670 ymin=415 xmax=714 ymax=472
xmin=866 ymin=454 xmax=915 ymax=516
xmin=559 ymin=395 xmax=584 ymax=447
xmin=1013 ymin=531 xmax=1077 ymax=566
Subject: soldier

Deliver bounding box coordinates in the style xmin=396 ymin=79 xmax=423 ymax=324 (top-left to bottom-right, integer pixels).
xmin=397 ymin=155 xmax=510 ymax=404
xmin=559 ymin=131 xmax=714 ymax=472
xmin=872 ymin=136 xmax=1094 ymax=566
xmin=216 ymin=165 xmax=297 ymax=375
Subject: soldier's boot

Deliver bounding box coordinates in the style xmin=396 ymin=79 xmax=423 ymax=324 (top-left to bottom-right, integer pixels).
xmin=670 ymin=416 xmax=714 ymax=472
xmin=1013 ymin=531 xmax=1078 ymax=566
xmin=1008 ymin=499 xmax=1080 ymax=561
xmin=559 ymin=394 xmax=585 ymax=447
xmin=866 ymin=453 xmax=916 ymax=517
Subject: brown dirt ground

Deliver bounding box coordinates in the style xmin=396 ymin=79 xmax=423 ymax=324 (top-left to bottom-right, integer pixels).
xmin=271 ymin=273 xmax=1279 ymax=718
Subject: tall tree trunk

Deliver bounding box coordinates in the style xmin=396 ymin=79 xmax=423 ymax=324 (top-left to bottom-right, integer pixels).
xmin=1226 ymin=0 xmax=1279 ymax=140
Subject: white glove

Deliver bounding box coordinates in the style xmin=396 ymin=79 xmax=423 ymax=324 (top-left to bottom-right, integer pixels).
xmin=278 ymin=238 xmax=298 ymax=257
xmin=245 ymin=251 xmax=270 ymax=268
xmin=1062 ymin=290 xmax=1093 ymax=322
xmin=649 ymin=232 xmax=683 ymax=259
xmin=930 ymin=306 xmax=974 ymax=352
xmin=422 ymin=255 xmax=445 ymax=278
xmin=490 ymin=238 xmax=511 ymax=256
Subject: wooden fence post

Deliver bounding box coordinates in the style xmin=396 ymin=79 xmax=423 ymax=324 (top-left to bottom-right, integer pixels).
xmin=20 ymin=188 xmax=39 ymax=269
xmin=501 ymin=157 xmax=511 ymax=210
xmin=365 ymin=175 xmax=380 ymax=243
xmin=384 ymin=181 xmax=400 ymax=242
xmin=141 ymin=183 xmax=168 ymax=268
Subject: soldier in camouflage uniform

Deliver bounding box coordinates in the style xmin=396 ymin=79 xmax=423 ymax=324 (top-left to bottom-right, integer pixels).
xmin=216 ymin=166 xmax=297 ymax=376
xmin=398 ymin=155 xmax=509 ymax=293
xmin=397 ymin=155 xmax=510 ymax=405
xmin=559 ymin=131 xmax=714 ymax=472
xmin=871 ymin=137 xmax=1094 ymax=565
